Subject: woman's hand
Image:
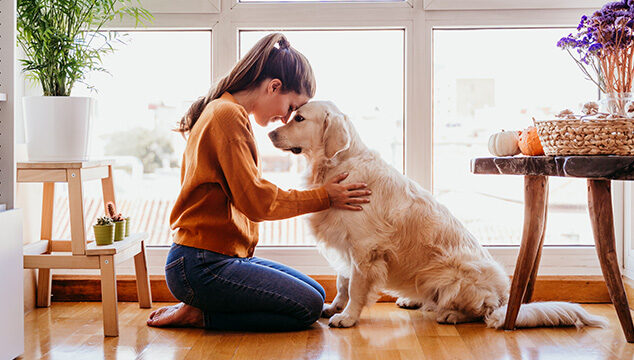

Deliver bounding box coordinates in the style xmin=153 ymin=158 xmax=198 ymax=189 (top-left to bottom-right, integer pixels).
xmin=324 ymin=172 xmax=371 ymax=211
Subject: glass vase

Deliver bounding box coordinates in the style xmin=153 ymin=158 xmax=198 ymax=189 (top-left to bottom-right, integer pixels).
xmin=600 ymin=92 xmax=633 ymax=118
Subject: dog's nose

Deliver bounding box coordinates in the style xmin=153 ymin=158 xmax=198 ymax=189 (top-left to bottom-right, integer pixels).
xmin=268 ymin=131 xmax=278 ymax=141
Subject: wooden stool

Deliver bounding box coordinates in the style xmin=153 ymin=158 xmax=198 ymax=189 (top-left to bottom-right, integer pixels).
xmin=19 ymin=160 xmax=152 ymax=337
xmin=472 ymin=156 xmax=634 ymax=343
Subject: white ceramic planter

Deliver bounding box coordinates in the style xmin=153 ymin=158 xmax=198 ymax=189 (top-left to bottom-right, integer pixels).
xmin=23 ymin=96 xmax=94 ymax=161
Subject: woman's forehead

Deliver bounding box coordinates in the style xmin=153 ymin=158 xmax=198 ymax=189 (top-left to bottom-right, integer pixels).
xmin=291 ymin=92 xmax=311 ymax=107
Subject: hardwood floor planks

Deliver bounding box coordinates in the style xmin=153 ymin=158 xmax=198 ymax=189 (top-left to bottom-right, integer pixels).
xmin=19 ymin=302 xmax=634 ymax=360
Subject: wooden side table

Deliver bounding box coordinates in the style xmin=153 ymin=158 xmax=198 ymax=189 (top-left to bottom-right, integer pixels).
xmin=471 ymin=155 xmax=634 ymax=342
xmin=19 ymin=160 xmax=152 ymax=337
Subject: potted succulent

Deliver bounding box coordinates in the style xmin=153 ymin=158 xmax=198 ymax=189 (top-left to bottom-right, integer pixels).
xmin=106 ymin=202 xmax=126 ymax=241
xmin=17 ymin=0 xmax=151 ymax=161
xmin=94 ymin=216 xmax=115 ymax=246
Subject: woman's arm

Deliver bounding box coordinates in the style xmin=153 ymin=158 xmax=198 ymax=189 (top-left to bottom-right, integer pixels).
xmin=217 ymin=138 xmax=368 ymax=221
xmin=210 ymin=102 xmax=370 ymax=221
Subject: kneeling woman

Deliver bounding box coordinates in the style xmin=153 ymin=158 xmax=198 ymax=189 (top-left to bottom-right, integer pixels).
xmin=147 ymin=33 xmax=371 ymax=331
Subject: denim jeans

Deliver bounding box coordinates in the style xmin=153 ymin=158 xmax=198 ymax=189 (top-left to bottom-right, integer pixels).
xmin=165 ymin=243 xmax=326 ymax=331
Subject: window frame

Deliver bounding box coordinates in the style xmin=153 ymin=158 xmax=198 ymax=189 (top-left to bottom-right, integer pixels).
xmin=236 ymin=0 xmax=413 ymax=5
xmin=423 ymin=0 xmax=606 ymax=11
xmin=423 ymin=8 xmax=626 ymax=276
xmin=141 ymin=0 xmax=221 ymax=14
xmin=60 ymin=0 xmax=627 ymax=277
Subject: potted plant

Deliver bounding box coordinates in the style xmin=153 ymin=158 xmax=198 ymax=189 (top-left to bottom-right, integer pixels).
xmin=94 ymin=216 xmax=115 ymax=246
xmin=17 ymin=0 xmax=151 ymax=161
xmin=124 ymin=215 xmax=131 ymax=237
xmin=106 ymin=201 xmax=126 ymax=241
xmin=538 ymin=1 xmax=634 ymax=157
xmin=557 ymin=1 xmax=634 ymax=116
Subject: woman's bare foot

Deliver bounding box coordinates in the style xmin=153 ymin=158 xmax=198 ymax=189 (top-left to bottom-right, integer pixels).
xmin=147 ymin=302 xmax=204 ymax=328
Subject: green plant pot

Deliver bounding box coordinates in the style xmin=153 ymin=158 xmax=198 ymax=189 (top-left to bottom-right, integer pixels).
xmin=114 ymin=221 xmax=125 ymax=241
xmin=124 ymin=217 xmax=131 ymax=237
xmin=94 ymin=224 xmax=115 ymax=246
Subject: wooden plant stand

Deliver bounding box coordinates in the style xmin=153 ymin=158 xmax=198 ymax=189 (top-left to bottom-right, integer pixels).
xmin=19 ymin=160 xmax=152 ymax=337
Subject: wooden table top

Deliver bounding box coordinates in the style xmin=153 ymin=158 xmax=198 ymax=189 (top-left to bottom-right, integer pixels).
xmin=17 ymin=159 xmax=115 ymax=169
xmin=471 ymin=156 xmax=634 ymax=180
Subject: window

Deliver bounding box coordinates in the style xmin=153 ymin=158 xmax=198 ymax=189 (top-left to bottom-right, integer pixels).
xmin=433 ymin=28 xmax=596 ymax=246
xmin=52 ymin=31 xmax=212 ymax=246
xmin=29 ymin=3 xmax=622 ymax=276
xmin=240 ymin=29 xmax=404 ymax=245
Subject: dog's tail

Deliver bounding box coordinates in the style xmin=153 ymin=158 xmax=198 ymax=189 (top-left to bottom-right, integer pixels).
xmin=484 ymin=302 xmax=608 ymax=329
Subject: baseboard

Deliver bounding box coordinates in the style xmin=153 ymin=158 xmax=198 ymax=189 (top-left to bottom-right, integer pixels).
xmin=50 ymin=274 xmax=614 ymax=304
xmin=625 ymin=276 xmax=634 ymax=308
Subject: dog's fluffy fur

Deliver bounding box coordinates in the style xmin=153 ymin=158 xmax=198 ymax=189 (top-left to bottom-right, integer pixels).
xmin=268 ymin=101 xmax=608 ymax=329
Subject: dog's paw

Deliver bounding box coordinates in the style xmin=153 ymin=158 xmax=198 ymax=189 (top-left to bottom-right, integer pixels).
xmin=435 ymin=309 xmax=476 ymax=324
xmin=436 ymin=310 xmax=462 ymax=324
xmin=328 ymin=313 xmax=357 ymax=328
xmin=321 ymin=303 xmax=344 ymax=318
xmin=396 ymin=297 xmax=423 ymax=310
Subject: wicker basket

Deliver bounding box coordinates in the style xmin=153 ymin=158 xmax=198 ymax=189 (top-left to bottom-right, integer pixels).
xmin=534 ymin=117 xmax=634 ymax=156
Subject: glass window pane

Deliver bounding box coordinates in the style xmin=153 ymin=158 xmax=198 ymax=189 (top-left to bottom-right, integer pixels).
xmin=53 ymin=31 xmax=212 ymax=246
xmin=433 ymin=28 xmax=596 ymax=246
xmin=240 ymin=30 xmax=404 ymax=246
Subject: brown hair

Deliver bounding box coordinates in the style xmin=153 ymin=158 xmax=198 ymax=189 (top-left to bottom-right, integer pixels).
xmin=175 ymin=33 xmax=316 ymax=137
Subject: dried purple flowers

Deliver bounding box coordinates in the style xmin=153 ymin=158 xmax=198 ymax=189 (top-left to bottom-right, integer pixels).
xmin=557 ymin=0 xmax=634 ymax=95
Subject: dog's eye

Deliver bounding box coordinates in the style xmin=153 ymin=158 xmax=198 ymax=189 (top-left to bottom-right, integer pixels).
xmin=294 ymin=115 xmax=305 ymax=122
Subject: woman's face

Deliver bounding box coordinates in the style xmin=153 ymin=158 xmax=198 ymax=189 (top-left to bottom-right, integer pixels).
xmin=252 ymin=79 xmax=311 ymax=127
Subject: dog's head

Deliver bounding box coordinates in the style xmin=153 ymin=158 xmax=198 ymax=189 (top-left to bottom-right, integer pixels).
xmin=268 ymin=101 xmax=351 ymax=160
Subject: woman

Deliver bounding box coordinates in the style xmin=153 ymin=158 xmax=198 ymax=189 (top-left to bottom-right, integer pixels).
xmin=147 ymin=33 xmax=371 ymax=331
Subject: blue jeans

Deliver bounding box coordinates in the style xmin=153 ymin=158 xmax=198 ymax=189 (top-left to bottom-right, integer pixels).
xmin=165 ymin=243 xmax=326 ymax=331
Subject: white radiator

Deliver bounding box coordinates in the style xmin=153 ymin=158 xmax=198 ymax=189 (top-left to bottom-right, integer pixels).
xmin=0 ymin=209 xmax=23 ymax=359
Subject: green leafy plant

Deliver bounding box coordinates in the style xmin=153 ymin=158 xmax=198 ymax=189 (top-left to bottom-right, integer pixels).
xmin=96 ymin=216 xmax=113 ymax=226
xmin=17 ymin=0 xmax=152 ymax=96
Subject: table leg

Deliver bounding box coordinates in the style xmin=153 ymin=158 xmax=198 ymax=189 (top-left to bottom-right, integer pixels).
xmin=134 ymin=241 xmax=152 ymax=308
xmin=523 ymin=186 xmax=549 ymax=304
xmin=100 ymin=255 xmax=119 ymax=337
xmin=67 ymin=169 xmax=86 ymax=255
xmin=503 ymin=175 xmax=549 ymax=330
xmin=588 ymin=179 xmax=634 ymax=343
xmin=37 ymin=182 xmax=55 ymax=307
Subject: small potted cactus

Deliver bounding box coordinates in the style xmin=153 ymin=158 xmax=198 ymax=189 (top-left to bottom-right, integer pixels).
xmin=106 ymin=201 xmax=126 ymax=241
xmin=94 ymin=216 xmax=115 ymax=246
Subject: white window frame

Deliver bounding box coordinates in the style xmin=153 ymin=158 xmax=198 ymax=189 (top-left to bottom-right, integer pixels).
xmin=423 ymin=0 xmax=606 ymax=11
xmin=58 ymin=0 xmax=628 ymax=277
xmin=139 ymin=0 xmax=221 ymax=14
xmin=623 ymin=183 xmax=634 ymax=279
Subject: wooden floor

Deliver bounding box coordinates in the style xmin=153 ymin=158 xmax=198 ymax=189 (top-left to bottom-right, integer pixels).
xmin=20 ymin=302 xmax=634 ymax=360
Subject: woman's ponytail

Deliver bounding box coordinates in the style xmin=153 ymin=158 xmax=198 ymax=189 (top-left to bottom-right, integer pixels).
xmin=175 ymin=33 xmax=315 ymax=138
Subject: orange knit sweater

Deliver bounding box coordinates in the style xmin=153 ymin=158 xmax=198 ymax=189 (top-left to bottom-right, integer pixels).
xmin=169 ymin=92 xmax=330 ymax=257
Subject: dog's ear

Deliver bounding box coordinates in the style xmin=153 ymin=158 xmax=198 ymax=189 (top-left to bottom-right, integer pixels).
xmin=323 ymin=110 xmax=350 ymax=159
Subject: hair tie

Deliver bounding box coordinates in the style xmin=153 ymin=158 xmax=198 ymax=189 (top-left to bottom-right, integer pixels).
xmin=278 ymin=37 xmax=291 ymax=50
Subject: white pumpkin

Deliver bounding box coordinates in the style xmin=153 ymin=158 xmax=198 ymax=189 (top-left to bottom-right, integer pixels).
xmin=488 ymin=130 xmax=520 ymax=157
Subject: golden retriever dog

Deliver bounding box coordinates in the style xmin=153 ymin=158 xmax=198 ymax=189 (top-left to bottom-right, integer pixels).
xmin=268 ymin=101 xmax=607 ymax=329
